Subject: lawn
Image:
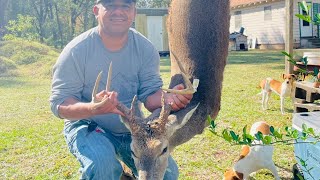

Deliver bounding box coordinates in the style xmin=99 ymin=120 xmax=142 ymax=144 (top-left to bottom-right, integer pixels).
xmin=0 ymin=49 xmax=296 ymax=179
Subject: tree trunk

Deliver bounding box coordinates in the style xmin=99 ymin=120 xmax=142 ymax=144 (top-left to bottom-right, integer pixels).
xmin=54 ymin=2 xmax=63 ymax=48
xmin=31 ymin=0 xmax=49 ymax=43
xmin=70 ymin=0 xmax=85 ymax=39
xmin=48 ymin=1 xmax=57 ymax=48
xmin=0 ymin=0 xmax=9 ymax=38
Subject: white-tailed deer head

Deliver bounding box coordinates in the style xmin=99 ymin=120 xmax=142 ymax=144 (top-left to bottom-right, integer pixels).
xmin=118 ymin=94 xmax=199 ymax=180
xmin=92 ymin=63 xmax=199 ymax=180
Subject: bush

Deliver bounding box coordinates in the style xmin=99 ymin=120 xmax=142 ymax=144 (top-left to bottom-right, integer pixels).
xmin=0 ymin=56 xmax=16 ymax=75
xmin=0 ymin=39 xmax=59 ymax=78
xmin=10 ymin=51 xmax=41 ymax=65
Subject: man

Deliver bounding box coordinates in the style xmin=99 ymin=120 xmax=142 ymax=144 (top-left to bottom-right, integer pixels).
xmin=49 ymin=0 xmax=192 ymax=179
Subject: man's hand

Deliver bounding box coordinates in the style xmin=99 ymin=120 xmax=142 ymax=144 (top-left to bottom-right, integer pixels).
xmin=90 ymin=90 xmax=124 ymax=116
xmin=164 ymin=84 xmax=193 ymax=111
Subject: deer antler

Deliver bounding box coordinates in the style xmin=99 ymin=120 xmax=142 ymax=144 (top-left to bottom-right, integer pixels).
xmin=158 ymin=92 xmax=172 ymax=127
xmin=162 ymin=52 xmax=199 ymax=95
xmin=91 ymin=62 xmax=142 ymax=133
xmin=147 ymin=92 xmax=172 ymax=133
xmin=117 ymin=95 xmax=143 ymax=135
xmin=91 ymin=62 xmax=113 ymax=109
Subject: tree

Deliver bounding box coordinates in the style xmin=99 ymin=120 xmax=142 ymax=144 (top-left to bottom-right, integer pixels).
xmin=4 ymin=14 xmax=38 ymax=41
xmin=136 ymin=0 xmax=170 ymax=8
xmin=0 ymin=0 xmax=9 ymax=38
xmin=29 ymin=0 xmax=50 ymax=43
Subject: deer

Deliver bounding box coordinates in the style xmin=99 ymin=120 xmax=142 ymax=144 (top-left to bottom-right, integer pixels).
xmin=91 ymin=0 xmax=230 ymax=179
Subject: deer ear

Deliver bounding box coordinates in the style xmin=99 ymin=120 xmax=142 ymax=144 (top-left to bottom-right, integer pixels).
xmin=120 ymin=116 xmax=133 ymax=133
xmin=167 ymin=103 xmax=200 ymax=134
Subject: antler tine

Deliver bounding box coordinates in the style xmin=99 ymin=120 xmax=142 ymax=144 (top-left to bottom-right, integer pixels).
xmin=92 ymin=71 xmax=103 ymax=103
xmin=162 ymin=52 xmax=199 ymax=95
xmin=91 ymin=62 xmax=113 ymax=109
xmin=117 ymin=95 xmax=142 ymax=135
xmin=116 ymin=102 xmax=132 ymax=120
xmin=159 ymin=92 xmax=172 ymax=127
xmin=147 ymin=92 xmax=172 ymax=133
xmin=106 ymin=62 xmax=112 ymax=92
xmin=130 ymin=95 xmax=138 ymax=118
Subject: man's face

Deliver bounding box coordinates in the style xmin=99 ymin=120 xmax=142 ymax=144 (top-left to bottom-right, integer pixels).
xmin=94 ymin=0 xmax=136 ymax=36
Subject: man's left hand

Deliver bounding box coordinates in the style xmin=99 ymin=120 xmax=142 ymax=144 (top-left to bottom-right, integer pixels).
xmin=165 ymin=84 xmax=193 ymax=111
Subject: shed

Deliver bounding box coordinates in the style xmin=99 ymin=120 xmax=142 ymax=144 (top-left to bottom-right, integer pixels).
xmin=229 ymin=31 xmax=248 ymax=51
xmin=134 ymin=8 xmax=169 ymax=56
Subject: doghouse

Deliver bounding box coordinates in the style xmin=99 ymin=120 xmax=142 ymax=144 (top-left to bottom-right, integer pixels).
xmin=229 ymin=31 xmax=248 ymax=51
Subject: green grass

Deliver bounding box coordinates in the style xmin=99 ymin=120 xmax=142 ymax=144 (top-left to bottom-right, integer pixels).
xmin=174 ymin=50 xmax=296 ymax=180
xmin=0 ymin=44 xmax=297 ymax=179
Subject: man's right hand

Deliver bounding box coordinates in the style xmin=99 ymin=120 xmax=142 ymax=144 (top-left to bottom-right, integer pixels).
xmin=90 ymin=90 xmax=124 ymax=116
xmin=58 ymin=90 xmax=124 ymax=121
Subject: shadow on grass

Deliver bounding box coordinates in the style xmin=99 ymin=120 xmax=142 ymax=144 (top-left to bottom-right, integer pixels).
xmin=160 ymin=50 xmax=285 ymax=66
xmin=227 ymin=50 xmax=284 ymax=65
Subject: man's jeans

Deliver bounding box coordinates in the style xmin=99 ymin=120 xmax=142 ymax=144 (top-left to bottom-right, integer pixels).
xmin=64 ymin=120 xmax=179 ymax=180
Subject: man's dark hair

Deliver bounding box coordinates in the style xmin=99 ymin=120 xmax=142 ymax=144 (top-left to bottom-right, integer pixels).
xmin=96 ymin=0 xmax=136 ymax=3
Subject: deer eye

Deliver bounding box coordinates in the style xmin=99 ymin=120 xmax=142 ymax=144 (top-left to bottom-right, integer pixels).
xmin=161 ymin=147 xmax=168 ymax=155
xmin=131 ymin=150 xmax=137 ymax=158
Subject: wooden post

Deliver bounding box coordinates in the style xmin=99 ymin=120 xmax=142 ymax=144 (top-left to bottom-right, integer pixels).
xmin=285 ymin=0 xmax=294 ymax=73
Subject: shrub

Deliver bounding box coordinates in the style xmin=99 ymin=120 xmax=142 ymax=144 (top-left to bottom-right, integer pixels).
xmin=0 ymin=56 xmax=16 ymax=75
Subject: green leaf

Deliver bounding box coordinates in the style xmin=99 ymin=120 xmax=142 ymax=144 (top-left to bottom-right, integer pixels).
xmin=210 ymin=120 xmax=216 ymax=129
xmin=207 ymin=115 xmax=212 ymax=124
xmin=297 ymin=174 xmax=304 ymax=180
xmin=273 ymin=129 xmax=283 ymax=139
xmin=281 ymin=51 xmax=292 ymax=58
xmin=255 ymin=131 xmax=263 ymax=141
xmin=287 ymin=59 xmax=297 ymax=65
xmin=295 ymin=14 xmax=312 ymax=22
xmin=292 ymin=130 xmax=299 ymax=139
xmin=285 ymin=126 xmax=289 ymax=132
xmin=302 ymin=124 xmax=308 ymax=132
xmin=230 ymin=131 xmax=239 ymax=141
xmin=222 ymin=129 xmax=232 ymax=142
xmin=262 ymin=136 xmax=272 ymax=145
xmin=307 ymin=127 xmax=315 ymax=135
xmin=314 ymin=13 xmax=320 ymax=25
xmin=299 ymin=1 xmax=309 ymax=14
xmin=246 ymin=134 xmax=254 ymax=141
xmin=301 ymin=57 xmax=308 ymax=65
xmin=313 ymin=68 xmax=319 ymax=77
xmin=299 ymin=158 xmax=307 ymax=167
xmin=270 ymin=126 xmax=274 ymax=134
xmin=245 ymin=137 xmax=252 ymax=144
xmin=243 ymin=125 xmax=247 ymax=135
